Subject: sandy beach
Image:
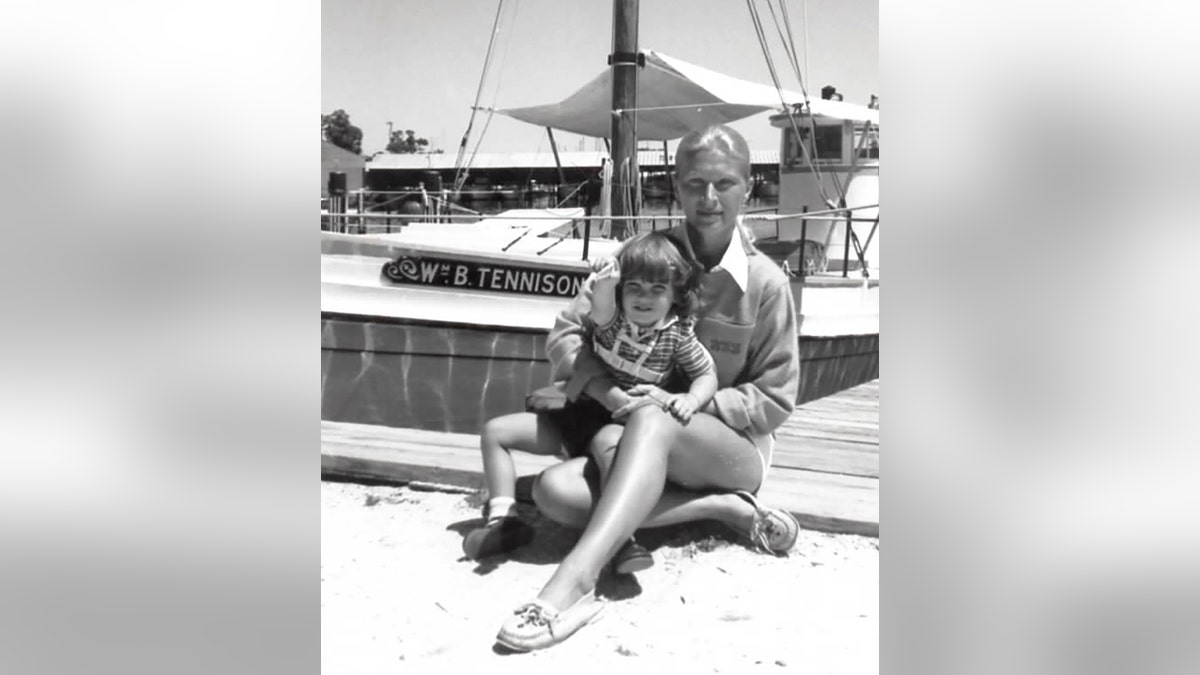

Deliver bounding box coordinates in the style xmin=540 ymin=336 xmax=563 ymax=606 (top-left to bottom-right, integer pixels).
xmin=322 ymin=480 xmax=878 ymax=673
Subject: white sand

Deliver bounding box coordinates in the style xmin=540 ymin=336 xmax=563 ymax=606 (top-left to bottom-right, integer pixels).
xmin=322 ymin=481 xmax=878 ymax=674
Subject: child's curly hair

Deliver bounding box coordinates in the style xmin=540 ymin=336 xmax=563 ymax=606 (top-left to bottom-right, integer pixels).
xmin=615 ymin=231 xmax=703 ymax=317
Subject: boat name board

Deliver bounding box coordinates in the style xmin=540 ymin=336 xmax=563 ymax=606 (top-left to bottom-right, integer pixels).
xmin=382 ymin=256 xmax=588 ymax=298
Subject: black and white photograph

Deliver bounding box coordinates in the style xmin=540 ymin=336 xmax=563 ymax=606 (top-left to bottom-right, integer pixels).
xmin=320 ymin=0 xmax=880 ymax=669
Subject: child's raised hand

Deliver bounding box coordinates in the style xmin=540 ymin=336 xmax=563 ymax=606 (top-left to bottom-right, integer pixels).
xmin=666 ymin=393 xmax=701 ymax=424
xmin=589 ymin=256 xmax=621 ymax=287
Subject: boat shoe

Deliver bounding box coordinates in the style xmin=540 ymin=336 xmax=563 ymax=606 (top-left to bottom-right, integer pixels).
xmin=462 ymin=517 xmax=535 ymax=560
xmin=495 ymin=591 xmax=606 ymax=652
xmin=612 ymin=538 xmax=654 ymax=575
xmin=733 ymin=490 xmax=800 ymax=555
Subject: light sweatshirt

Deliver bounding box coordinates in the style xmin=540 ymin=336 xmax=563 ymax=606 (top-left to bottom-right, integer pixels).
xmin=546 ymin=223 xmax=800 ymax=438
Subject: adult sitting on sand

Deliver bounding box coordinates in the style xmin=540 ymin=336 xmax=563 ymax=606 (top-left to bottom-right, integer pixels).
xmin=495 ymin=124 xmax=802 ymax=652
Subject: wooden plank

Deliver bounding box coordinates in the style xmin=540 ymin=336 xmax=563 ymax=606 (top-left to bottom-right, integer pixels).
xmin=792 ymin=405 xmax=879 ymax=421
xmin=830 ymin=390 xmax=878 ymax=403
xmin=801 ymin=380 xmax=878 ymax=404
xmin=795 ymin=398 xmax=879 ymax=413
xmin=758 ymin=468 xmax=878 ymax=537
xmin=322 ymin=379 xmax=880 ymax=534
xmin=322 ymin=436 xmax=559 ymax=491
xmin=322 ymin=421 xmax=480 ymax=449
xmin=777 ymin=427 xmax=880 ymax=446
xmin=785 ymin=415 xmax=878 ymax=430
xmin=805 ymin=392 xmax=878 ymax=406
xmin=780 ymin=422 xmax=878 ymax=444
xmin=321 ymin=420 xmax=878 ymax=537
xmin=771 ymin=436 xmax=879 ymax=478
xmin=779 ymin=417 xmax=879 ymax=436
xmin=781 ymin=414 xmax=879 ymax=431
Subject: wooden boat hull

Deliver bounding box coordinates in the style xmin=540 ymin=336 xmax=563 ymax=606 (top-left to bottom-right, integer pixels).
xmin=321 ymin=312 xmax=877 ymax=434
xmin=321 ymin=229 xmax=878 ymax=433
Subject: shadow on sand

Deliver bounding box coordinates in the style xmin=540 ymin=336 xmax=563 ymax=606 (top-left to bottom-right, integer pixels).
xmin=446 ymin=495 xmax=751 ymax=587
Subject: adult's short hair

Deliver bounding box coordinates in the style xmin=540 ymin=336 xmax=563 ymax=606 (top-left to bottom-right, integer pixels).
xmin=675 ymin=124 xmax=752 ymax=181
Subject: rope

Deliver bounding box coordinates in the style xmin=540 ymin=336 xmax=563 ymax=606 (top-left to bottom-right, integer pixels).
xmin=452 ymin=0 xmax=507 ymax=194
xmin=768 ymin=0 xmax=846 ymax=200
xmin=767 ymin=0 xmax=804 ymax=92
xmin=611 ymin=101 xmax=748 ymax=114
xmin=454 ymin=0 xmax=522 ymax=199
xmin=521 ymin=133 xmax=545 ymax=186
xmin=333 ymin=210 xmax=875 ymax=223
xmin=745 ymin=0 xmax=842 ymax=209
xmin=552 ymin=178 xmax=589 ymax=208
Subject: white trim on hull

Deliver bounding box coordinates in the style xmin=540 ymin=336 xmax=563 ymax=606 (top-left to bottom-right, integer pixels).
xmin=321 ymin=238 xmax=879 ymax=338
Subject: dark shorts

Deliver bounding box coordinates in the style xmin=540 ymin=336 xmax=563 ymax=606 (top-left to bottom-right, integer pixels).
xmin=543 ymin=397 xmax=617 ymax=459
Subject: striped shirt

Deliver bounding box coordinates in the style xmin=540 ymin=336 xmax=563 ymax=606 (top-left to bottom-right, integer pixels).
xmin=592 ymin=312 xmax=715 ymax=390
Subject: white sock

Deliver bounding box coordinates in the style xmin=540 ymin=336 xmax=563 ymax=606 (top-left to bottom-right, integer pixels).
xmin=486 ymin=497 xmax=517 ymax=522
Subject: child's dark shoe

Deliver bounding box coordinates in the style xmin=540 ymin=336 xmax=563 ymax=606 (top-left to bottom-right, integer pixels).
xmin=462 ymin=517 xmax=535 ymax=559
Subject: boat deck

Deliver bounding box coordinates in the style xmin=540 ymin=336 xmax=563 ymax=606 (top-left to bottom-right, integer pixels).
xmin=322 ymin=379 xmax=879 ymax=537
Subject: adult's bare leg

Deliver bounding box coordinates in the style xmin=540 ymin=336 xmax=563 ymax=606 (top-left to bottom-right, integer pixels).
xmin=533 ymin=410 xmax=762 ymax=609
xmin=533 ymin=457 xmax=758 ymax=532
xmin=532 ymin=406 xmax=677 ymax=608
xmin=558 ymin=423 xmax=756 ymax=533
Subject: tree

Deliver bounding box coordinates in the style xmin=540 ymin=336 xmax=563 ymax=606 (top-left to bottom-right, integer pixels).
xmin=386 ymin=129 xmax=432 ymax=154
xmin=322 ymin=109 xmax=363 ymax=154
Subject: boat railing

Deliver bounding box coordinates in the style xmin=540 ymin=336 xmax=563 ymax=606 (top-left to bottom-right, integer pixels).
xmin=321 ymin=201 xmax=878 ymax=278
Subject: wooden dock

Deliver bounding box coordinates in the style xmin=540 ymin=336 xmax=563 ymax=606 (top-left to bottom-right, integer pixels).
xmin=322 ymin=379 xmax=879 ymax=537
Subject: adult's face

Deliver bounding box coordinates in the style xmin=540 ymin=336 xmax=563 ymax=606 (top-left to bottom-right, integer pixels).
xmin=675 ymin=147 xmax=750 ymax=236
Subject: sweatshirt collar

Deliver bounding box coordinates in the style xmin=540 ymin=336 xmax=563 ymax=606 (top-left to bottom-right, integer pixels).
xmin=711 ymin=223 xmax=750 ymax=292
xmin=668 ymin=221 xmax=751 ymax=293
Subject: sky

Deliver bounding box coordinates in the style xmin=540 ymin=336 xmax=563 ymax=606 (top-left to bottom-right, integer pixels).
xmin=323 ymin=0 xmax=878 ymax=156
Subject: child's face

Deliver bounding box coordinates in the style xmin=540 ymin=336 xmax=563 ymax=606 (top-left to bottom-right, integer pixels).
xmin=621 ymin=276 xmax=675 ymax=327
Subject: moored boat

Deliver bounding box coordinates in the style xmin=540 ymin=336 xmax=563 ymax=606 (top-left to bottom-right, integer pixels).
xmin=321 ymin=220 xmax=876 ymax=432
xmin=321 ymin=1 xmax=878 ymax=434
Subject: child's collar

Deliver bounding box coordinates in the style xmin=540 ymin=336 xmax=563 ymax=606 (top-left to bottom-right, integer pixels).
xmin=628 ymin=313 xmax=679 ymax=335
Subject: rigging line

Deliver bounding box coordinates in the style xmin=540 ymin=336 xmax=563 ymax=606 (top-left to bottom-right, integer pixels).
xmin=770 ymin=0 xmax=822 ymax=161
xmin=765 ymin=0 xmax=803 ymax=87
xmin=613 ymin=101 xmax=746 ymax=114
xmin=522 ymin=132 xmax=545 ymax=186
xmin=452 ymin=0 xmax=506 ymax=191
xmin=746 ymin=0 xmax=837 ymax=208
xmin=460 ymin=107 xmax=499 ymax=193
xmin=763 ymin=1 xmax=819 ymax=132
xmin=759 ymin=0 xmax=844 ymax=206
xmin=485 ymin=0 xmax=520 ymax=112
xmin=801 ymin=0 xmax=810 ymax=84
xmin=479 ymin=101 xmax=746 ymax=115
xmin=766 ymin=0 xmax=844 ymax=201
xmin=553 ymin=178 xmax=589 ymax=209
xmin=778 ymin=0 xmax=809 ymax=97
xmin=458 ymin=0 xmax=520 ymax=194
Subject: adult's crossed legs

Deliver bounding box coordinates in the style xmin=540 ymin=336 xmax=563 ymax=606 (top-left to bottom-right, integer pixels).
xmin=530 ymin=407 xmax=763 ymax=610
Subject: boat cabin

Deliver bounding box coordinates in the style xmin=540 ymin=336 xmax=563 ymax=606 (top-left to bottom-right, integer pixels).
xmin=766 ymin=105 xmax=880 ymax=276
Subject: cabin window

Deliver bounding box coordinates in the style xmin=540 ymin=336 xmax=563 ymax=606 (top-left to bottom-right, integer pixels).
xmin=783 ymin=125 xmax=844 ymax=167
xmin=854 ymin=125 xmax=880 ymax=159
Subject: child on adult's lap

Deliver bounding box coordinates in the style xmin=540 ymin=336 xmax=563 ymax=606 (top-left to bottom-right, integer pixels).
xmin=463 ymin=232 xmax=718 ymax=566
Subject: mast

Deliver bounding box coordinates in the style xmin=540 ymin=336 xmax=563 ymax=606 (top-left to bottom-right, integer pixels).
xmin=610 ymin=0 xmax=639 ymax=239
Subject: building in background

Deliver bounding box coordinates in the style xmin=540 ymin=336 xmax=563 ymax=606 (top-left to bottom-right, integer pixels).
xmin=321 ymin=141 xmax=365 ymax=196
